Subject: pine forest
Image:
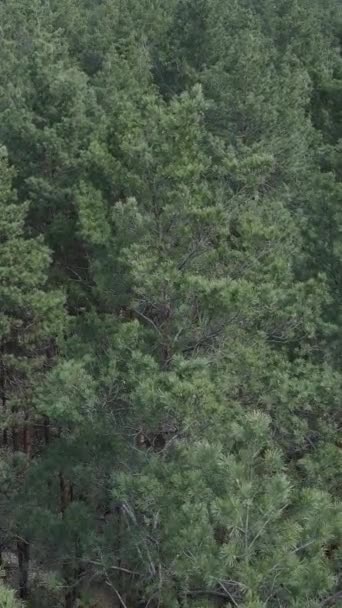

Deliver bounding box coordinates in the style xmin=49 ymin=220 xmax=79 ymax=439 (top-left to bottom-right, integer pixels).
xmin=0 ymin=0 xmax=341 ymax=606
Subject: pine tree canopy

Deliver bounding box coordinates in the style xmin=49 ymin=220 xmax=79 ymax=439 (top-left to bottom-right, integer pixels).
xmin=0 ymin=1 xmax=341 ymax=607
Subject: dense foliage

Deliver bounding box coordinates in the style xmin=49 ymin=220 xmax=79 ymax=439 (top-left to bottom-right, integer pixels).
xmin=0 ymin=0 xmax=341 ymax=607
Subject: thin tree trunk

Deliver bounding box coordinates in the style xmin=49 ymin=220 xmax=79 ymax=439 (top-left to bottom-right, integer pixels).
xmin=73 ymin=536 xmax=83 ymax=605
xmin=60 ymin=472 xmax=79 ymax=608
xmin=12 ymin=427 xmax=19 ymax=451
xmin=116 ymin=504 xmax=125 ymax=602
xmin=59 ymin=472 xmax=73 ymax=515
xmin=64 ymin=578 xmax=77 ymax=608
xmin=17 ymin=540 xmax=30 ymax=600
xmin=0 ymin=344 xmax=7 ymax=447
xmin=23 ymin=414 xmax=32 ymax=458
xmin=62 ymin=541 xmax=82 ymax=608
xmin=43 ymin=415 xmax=50 ymax=445
xmin=16 ymin=425 xmax=32 ymax=600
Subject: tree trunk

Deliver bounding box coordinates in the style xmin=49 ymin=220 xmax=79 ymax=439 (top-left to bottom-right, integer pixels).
xmin=0 ymin=345 xmax=7 ymax=448
xmin=116 ymin=504 xmax=125 ymax=602
xmin=23 ymin=415 xmax=32 ymax=458
xmin=17 ymin=539 xmax=30 ymax=600
xmin=43 ymin=415 xmax=50 ymax=445
xmin=12 ymin=427 xmax=19 ymax=451
xmin=64 ymin=578 xmax=77 ymax=608
xmin=60 ymin=472 xmax=79 ymax=608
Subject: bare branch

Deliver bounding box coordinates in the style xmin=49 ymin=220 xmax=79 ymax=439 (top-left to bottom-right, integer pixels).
xmin=219 ymin=581 xmax=240 ymax=607
xmin=105 ymin=580 xmax=128 ymax=608
xmin=187 ymin=589 xmax=236 ymax=603
xmin=132 ymin=308 xmax=162 ymax=336
xmin=321 ymin=591 xmax=342 ymax=607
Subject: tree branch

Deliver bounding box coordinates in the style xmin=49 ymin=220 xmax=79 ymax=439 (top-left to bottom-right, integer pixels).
xmin=187 ymin=589 xmax=236 ymax=603
xmin=321 ymin=591 xmax=342 ymax=607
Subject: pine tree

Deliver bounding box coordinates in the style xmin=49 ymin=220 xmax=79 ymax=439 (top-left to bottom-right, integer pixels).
xmin=71 ymin=78 xmax=340 ymax=605
xmin=0 ymin=148 xmax=64 ymax=599
xmin=0 ymin=1 xmax=341 ymax=607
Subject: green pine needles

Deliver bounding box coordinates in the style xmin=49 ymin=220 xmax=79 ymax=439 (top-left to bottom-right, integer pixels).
xmin=0 ymin=1 xmax=341 ymax=607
